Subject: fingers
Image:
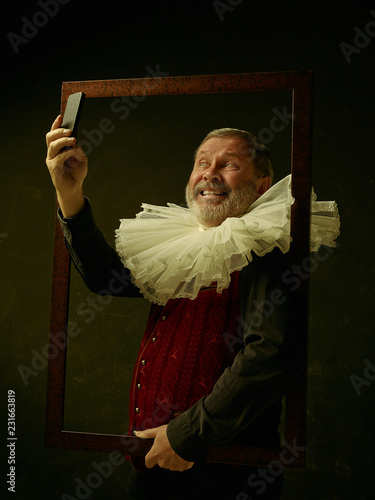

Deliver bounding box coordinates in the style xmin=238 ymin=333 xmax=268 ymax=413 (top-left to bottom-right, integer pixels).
xmin=51 ymin=114 xmax=63 ymax=131
xmin=135 ymin=426 xmax=194 ymax=471
xmin=46 ymin=114 xmax=74 ymax=148
xmin=46 ymin=124 xmax=72 ymax=146
xmin=45 ymin=114 xmax=89 ymax=184
xmin=134 ymin=429 xmax=156 ymax=439
xmin=133 ymin=430 xmax=156 ymax=468
xmin=46 ymin=115 xmax=78 ymax=161
xmin=46 ymin=115 xmax=63 ymax=145
xmin=46 ymin=135 xmax=76 ymax=161
xmin=72 ymin=145 xmax=87 ymax=162
xmin=145 ymin=452 xmax=157 ymax=469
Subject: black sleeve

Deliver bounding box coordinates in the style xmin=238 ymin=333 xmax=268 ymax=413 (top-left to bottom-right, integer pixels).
xmin=166 ymin=251 xmax=303 ymax=462
xmin=57 ymin=197 xmax=142 ymax=298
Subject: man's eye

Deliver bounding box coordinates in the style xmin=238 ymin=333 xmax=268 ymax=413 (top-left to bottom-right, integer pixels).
xmin=199 ymin=161 xmax=209 ymax=167
xmin=226 ymin=162 xmax=238 ymax=169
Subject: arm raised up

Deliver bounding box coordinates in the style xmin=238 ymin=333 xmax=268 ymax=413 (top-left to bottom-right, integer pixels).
xmin=46 ymin=114 xmax=87 ymax=217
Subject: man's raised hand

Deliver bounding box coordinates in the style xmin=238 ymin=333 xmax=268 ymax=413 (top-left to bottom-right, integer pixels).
xmin=45 ymin=115 xmax=87 ymax=217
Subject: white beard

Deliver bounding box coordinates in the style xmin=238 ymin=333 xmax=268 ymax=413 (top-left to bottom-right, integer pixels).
xmin=185 ymin=180 xmax=259 ymax=227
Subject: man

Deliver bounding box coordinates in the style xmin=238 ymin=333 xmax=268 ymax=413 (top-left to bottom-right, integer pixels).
xmin=46 ymin=118 xmax=303 ymax=499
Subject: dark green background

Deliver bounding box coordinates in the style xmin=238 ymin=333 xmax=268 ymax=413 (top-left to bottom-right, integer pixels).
xmin=1 ymin=1 xmax=374 ymax=499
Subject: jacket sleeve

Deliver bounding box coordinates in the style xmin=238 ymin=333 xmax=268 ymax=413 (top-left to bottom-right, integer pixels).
xmin=166 ymin=250 xmax=304 ymax=462
xmin=57 ymin=197 xmax=142 ymax=298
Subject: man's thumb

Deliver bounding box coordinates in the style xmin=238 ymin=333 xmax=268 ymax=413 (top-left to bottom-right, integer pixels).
xmin=134 ymin=428 xmax=156 ymax=439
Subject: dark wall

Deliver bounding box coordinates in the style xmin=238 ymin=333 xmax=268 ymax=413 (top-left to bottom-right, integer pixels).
xmin=1 ymin=1 xmax=375 ymax=499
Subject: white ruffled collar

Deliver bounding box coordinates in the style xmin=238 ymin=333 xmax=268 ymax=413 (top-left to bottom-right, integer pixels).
xmin=115 ymin=175 xmax=340 ymax=305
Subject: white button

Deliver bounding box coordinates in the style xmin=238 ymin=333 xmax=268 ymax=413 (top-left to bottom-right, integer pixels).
xmin=152 ymin=337 xmax=157 ymax=343
xmin=141 ymin=360 xmax=146 ymax=366
xmin=135 ymin=407 xmax=140 ymax=413
xmin=137 ymin=383 xmax=142 ymax=389
xmin=162 ymin=315 xmax=167 ymax=321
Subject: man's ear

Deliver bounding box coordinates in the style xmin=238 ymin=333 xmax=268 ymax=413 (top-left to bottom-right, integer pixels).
xmin=255 ymin=176 xmax=272 ymax=198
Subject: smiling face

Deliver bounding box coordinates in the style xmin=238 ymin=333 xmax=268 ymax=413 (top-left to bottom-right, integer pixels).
xmin=185 ymin=136 xmax=271 ymax=227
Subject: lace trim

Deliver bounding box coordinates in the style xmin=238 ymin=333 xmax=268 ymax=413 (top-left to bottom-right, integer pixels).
xmin=115 ymin=175 xmax=340 ymax=305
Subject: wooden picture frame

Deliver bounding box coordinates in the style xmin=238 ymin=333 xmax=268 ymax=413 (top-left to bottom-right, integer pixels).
xmin=45 ymin=71 xmax=312 ymax=467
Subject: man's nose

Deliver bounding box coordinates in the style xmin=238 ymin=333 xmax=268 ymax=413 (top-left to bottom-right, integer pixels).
xmin=203 ymin=164 xmax=221 ymax=182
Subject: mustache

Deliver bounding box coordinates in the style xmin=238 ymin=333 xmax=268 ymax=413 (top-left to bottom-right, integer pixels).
xmin=193 ymin=181 xmax=232 ymax=196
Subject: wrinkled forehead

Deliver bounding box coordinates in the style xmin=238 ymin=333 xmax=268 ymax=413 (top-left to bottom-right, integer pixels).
xmin=195 ymin=136 xmax=254 ymax=163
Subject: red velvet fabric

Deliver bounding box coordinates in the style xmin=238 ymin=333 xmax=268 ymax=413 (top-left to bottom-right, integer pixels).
xmin=128 ymin=272 xmax=241 ymax=464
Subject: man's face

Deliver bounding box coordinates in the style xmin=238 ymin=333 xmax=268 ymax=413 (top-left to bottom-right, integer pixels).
xmin=186 ymin=136 xmax=267 ymax=227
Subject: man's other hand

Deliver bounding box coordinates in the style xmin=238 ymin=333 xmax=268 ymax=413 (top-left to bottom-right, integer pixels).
xmin=135 ymin=425 xmax=194 ymax=472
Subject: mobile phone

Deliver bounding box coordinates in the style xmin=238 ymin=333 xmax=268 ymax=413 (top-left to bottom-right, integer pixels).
xmin=60 ymin=92 xmax=85 ymax=149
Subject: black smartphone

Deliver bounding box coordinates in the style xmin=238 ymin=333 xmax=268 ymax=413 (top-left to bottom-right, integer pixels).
xmin=60 ymin=92 xmax=85 ymax=150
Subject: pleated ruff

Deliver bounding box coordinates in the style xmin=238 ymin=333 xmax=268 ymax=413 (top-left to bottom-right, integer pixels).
xmin=115 ymin=175 xmax=340 ymax=305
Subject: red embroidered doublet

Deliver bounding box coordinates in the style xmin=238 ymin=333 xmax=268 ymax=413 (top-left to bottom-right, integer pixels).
xmin=129 ymin=271 xmax=241 ymax=435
